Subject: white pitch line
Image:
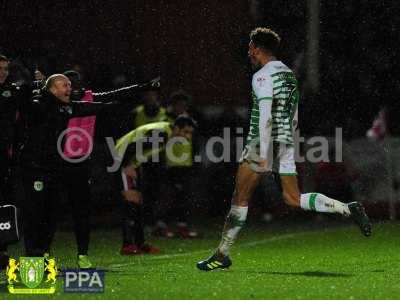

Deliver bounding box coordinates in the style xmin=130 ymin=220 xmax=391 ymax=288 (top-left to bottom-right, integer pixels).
xmin=107 ymin=232 xmax=301 ymax=270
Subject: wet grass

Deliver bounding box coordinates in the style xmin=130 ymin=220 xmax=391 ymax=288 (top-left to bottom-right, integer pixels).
xmin=2 ymin=221 xmax=399 ymax=299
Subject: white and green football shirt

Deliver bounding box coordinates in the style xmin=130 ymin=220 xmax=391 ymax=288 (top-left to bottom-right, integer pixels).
xmin=246 ymin=60 xmax=299 ymax=146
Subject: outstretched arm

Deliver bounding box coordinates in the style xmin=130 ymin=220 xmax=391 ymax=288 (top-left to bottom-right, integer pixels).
xmin=92 ymin=77 xmax=160 ymax=103
xmin=71 ymin=100 xmax=115 ymax=116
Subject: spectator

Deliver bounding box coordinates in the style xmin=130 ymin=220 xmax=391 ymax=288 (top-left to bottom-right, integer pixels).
xmin=19 ymin=73 xmax=155 ymax=266
xmin=133 ymin=89 xmax=168 ymax=128
xmin=61 ymin=70 xmax=96 ymax=268
xmin=155 ymin=91 xmax=199 ymax=238
xmin=129 ymin=88 xmax=169 ymax=227
xmin=166 ymin=89 xmax=191 ymax=121
xmin=0 ymin=54 xmax=30 ymax=269
xmin=115 ymin=116 xmax=197 ymax=241
xmin=119 ymin=165 xmax=160 ymax=255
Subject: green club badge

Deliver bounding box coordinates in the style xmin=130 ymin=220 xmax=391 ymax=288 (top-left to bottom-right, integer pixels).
xmin=2 ymin=90 xmax=12 ymax=98
xmin=6 ymin=256 xmax=58 ymax=294
xmin=33 ymin=181 xmax=44 ymax=192
xmin=19 ymin=257 xmax=44 ymax=289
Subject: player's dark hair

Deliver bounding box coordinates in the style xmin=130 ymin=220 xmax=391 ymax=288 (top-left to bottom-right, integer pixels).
xmin=174 ymin=115 xmax=197 ymax=130
xmin=0 ymin=54 xmax=10 ymax=63
xmin=250 ymin=27 xmax=281 ymax=55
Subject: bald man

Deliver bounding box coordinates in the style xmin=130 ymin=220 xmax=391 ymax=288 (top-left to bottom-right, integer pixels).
xmin=45 ymin=74 xmax=72 ymax=103
xmin=19 ymin=74 xmax=139 ymax=266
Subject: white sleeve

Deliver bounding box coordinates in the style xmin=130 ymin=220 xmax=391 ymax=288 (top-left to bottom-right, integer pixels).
xmin=292 ymin=103 xmax=298 ymax=133
xmin=252 ymin=72 xmax=273 ymax=100
xmin=259 ymin=99 xmax=272 ymax=159
xmin=253 ymin=72 xmax=273 ymax=159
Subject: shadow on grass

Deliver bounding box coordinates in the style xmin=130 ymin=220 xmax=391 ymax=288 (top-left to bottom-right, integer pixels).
xmin=103 ymin=269 xmax=179 ymax=276
xmin=247 ymin=271 xmax=354 ymax=278
xmin=370 ymin=270 xmax=385 ymax=273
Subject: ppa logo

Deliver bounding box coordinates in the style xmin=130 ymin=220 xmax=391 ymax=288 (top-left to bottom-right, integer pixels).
xmin=63 ymin=269 xmax=105 ymax=293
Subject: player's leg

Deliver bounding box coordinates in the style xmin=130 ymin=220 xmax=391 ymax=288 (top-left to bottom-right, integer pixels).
xmin=152 ymin=169 xmax=175 ymax=238
xmin=132 ymin=203 xmax=160 ymax=254
xmin=120 ymin=200 xmax=141 ymax=255
xmin=218 ymin=162 xmax=262 ymax=250
xmin=120 ymin=169 xmax=140 ymax=255
xmin=280 ymin=175 xmax=349 ymax=214
xmin=0 ymin=163 xmax=10 ymax=269
xmin=278 ymin=145 xmax=371 ymax=236
xmin=197 ymin=161 xmax=263 ymax=271
xmin=170 ymin=168 xmax=199 ymax=239
xmin=65 ymin=164 xmax=92 ymax=268
xmin=21 ymin=168 xmax=46 ymax=256
xmin=41 ymin=178 xmax=59 ymax=256
xmin=120 ymin=167 xmax=159 ymax=255
xmin=0 ymin=190 xmax=9 ymax=270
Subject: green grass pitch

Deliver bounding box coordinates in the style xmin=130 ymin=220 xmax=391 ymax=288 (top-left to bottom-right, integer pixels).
xmin=1 ymin=221 xmax=399 ymax=299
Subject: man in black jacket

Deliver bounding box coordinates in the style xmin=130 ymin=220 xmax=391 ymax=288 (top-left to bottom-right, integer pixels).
xmin=20 ymin=73 xmax=156 ymax=265
xmin=0 ymin=54 xmax=29 ymax=269
xmin=20 ymin=74 xmax=97 ymax=260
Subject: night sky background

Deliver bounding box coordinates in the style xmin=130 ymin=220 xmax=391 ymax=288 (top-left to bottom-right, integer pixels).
xmin=1 ymin=0 xmax=399 ymax=137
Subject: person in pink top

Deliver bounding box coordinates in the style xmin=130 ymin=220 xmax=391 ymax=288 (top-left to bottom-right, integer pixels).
xmin=62 ymin=70 xmax=96 ymax=269
xmin=29 ymin=69 xmax=159 ymax=268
